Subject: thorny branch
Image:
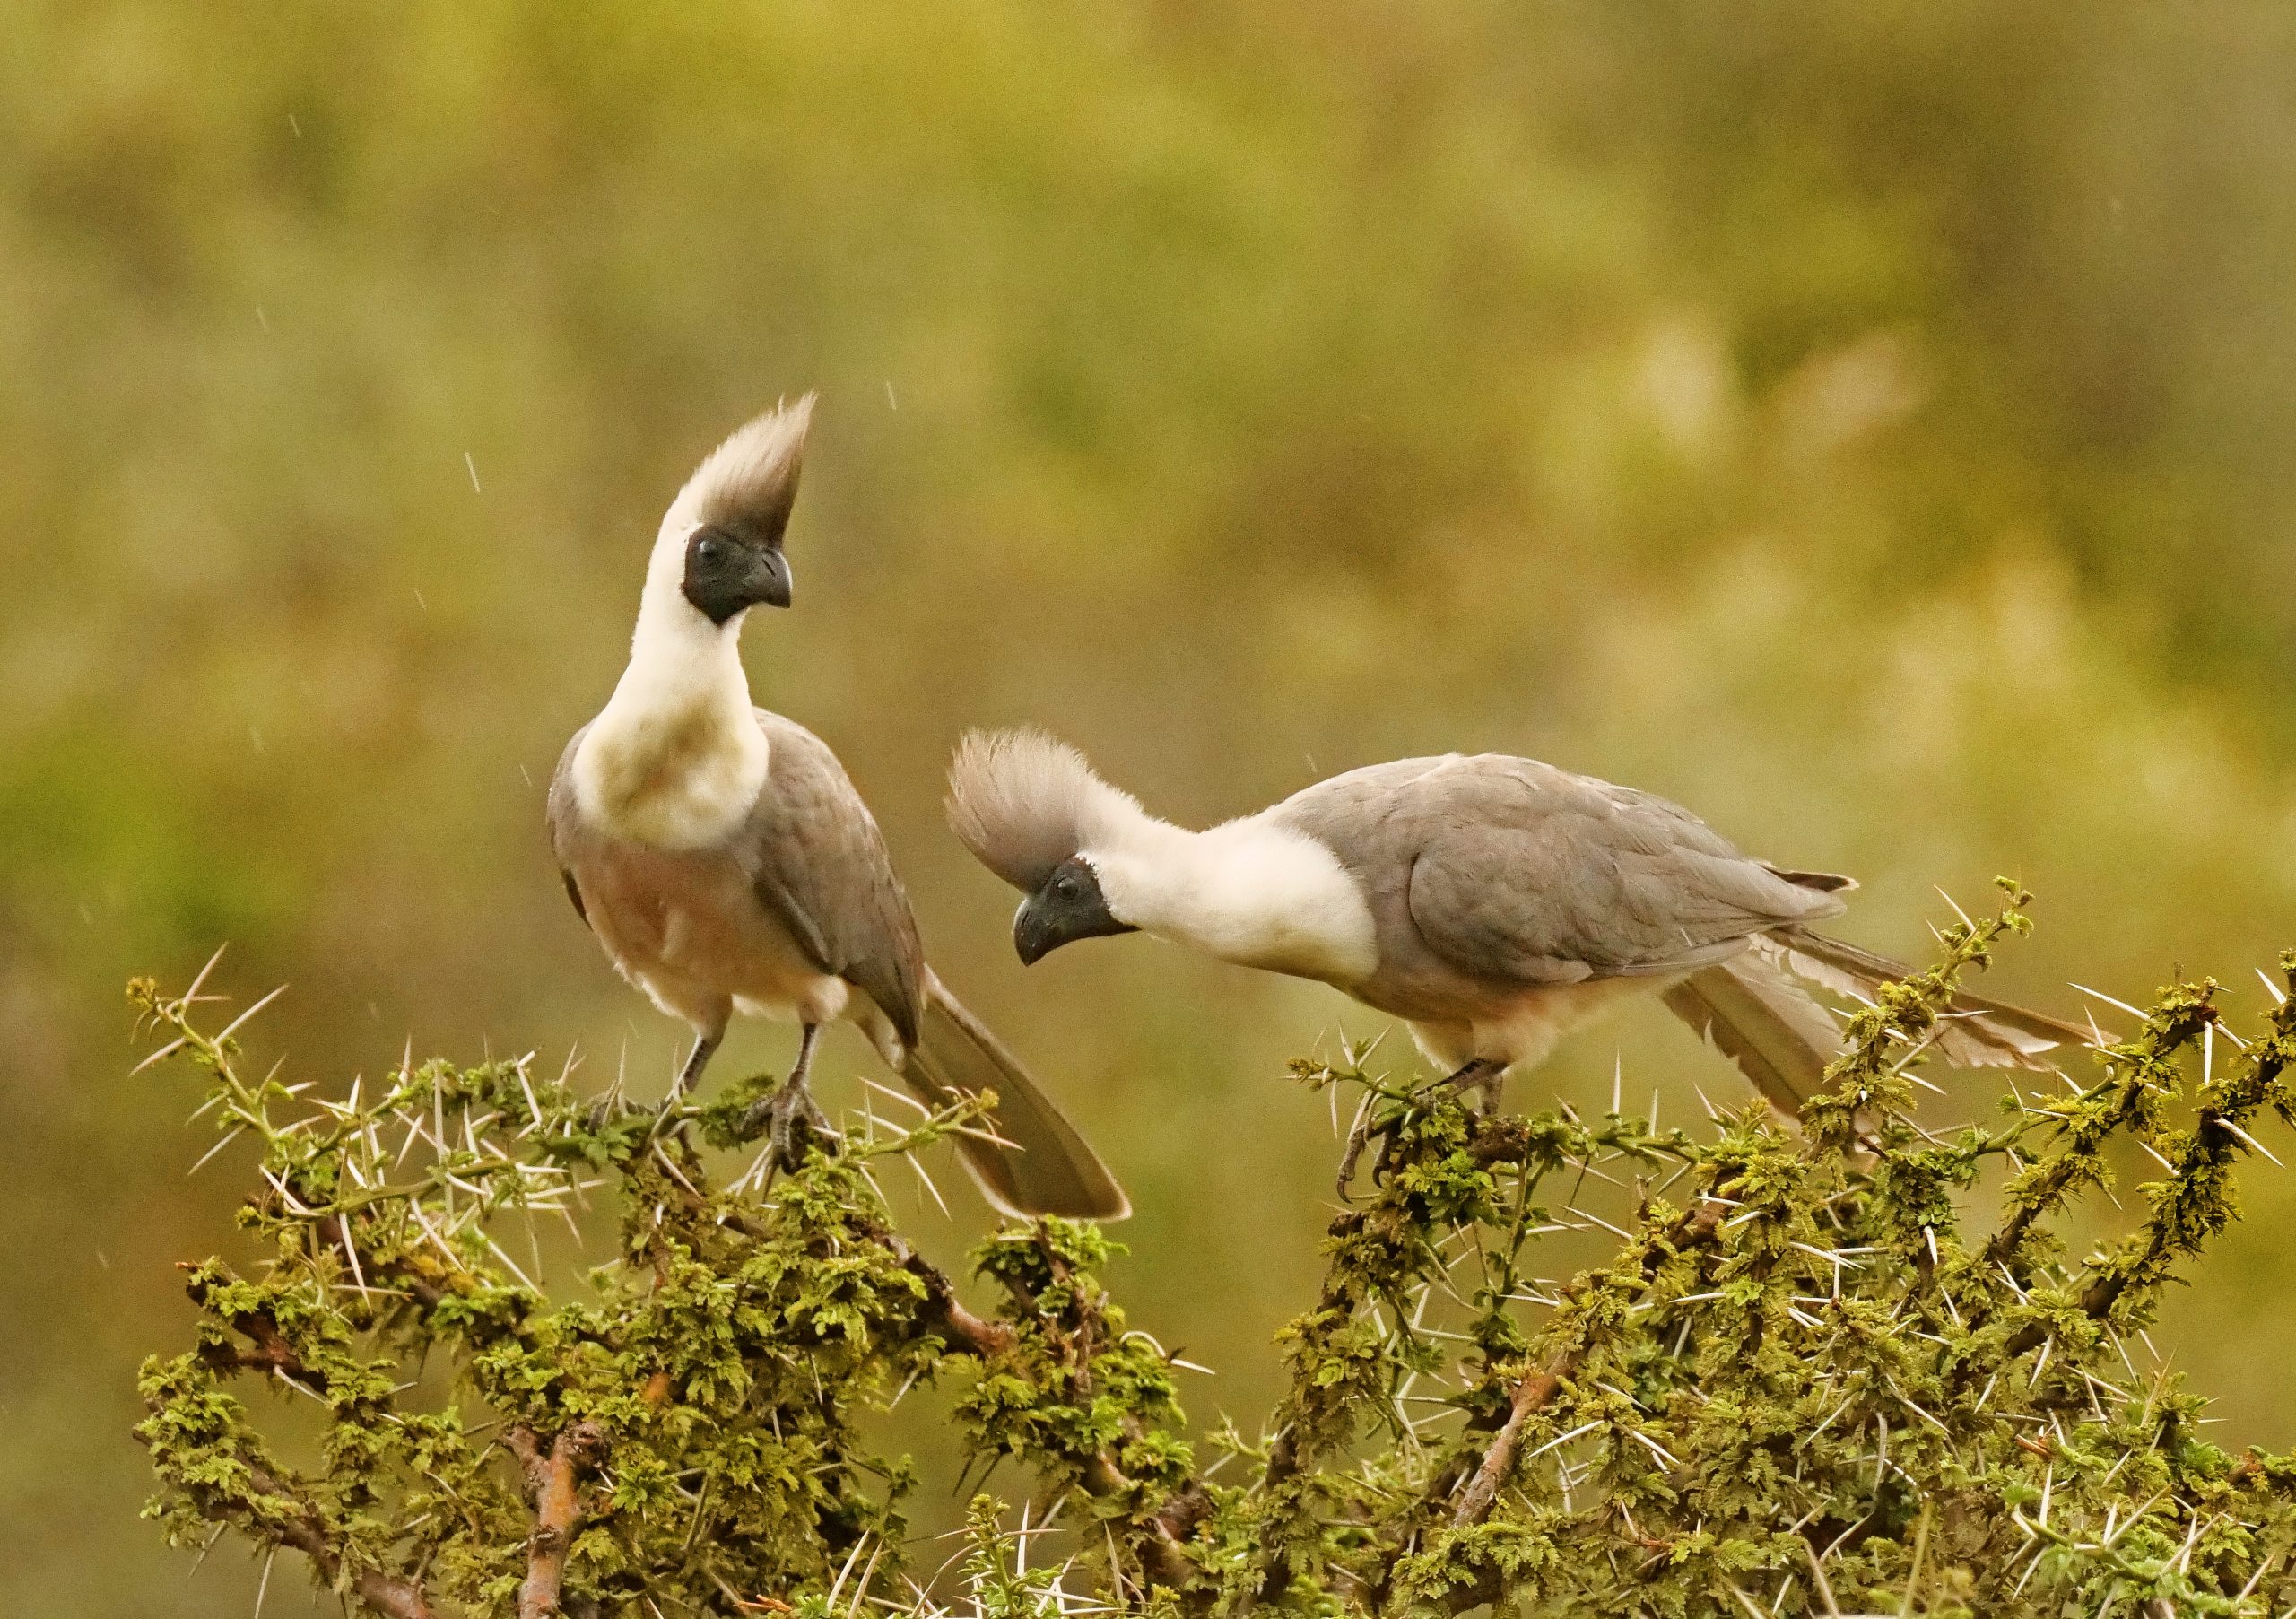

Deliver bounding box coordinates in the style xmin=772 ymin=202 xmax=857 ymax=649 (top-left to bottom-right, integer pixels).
xmin=1983 ymin=984 xmax=2218 ymax=1272
xmin=131 ymin=922 xmax=2296 ymax=1619
xmin=1448 ymin=1197 xmax=1726 ymax=1530
xmin=1998 ymin=957 xmax=2296 ymax=1356
xmin=225 ymin=1458 xmax=438 ymax=1619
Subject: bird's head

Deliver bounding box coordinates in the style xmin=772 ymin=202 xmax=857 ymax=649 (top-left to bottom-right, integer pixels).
xmin=945 ymin=728 xmax=1149 ymax=964
xmin=660 ymin=395 xmax=813 ymax=624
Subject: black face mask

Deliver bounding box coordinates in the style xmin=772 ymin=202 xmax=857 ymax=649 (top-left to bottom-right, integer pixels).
xmin=1014 ymin=858 xmax=1136 ymax=964
xmin=682 ymin=524 xmax=793 ymax=622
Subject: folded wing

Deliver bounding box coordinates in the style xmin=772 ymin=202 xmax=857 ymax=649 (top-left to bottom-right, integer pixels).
xmin=1396 ymin=756 xmax=1848 ymax=987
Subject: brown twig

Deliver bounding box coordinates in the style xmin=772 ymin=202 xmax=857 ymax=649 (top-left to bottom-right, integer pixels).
xmin=507 ymin=1421 xmax=608 ymax=1619
xmin=181 ymin=1266 xmax=331 ymax=1389
xmin=973 ymin=1232 xmax=1203 ymax=1594
xmin=894 ymin=1239 xmax=1015 ymax=1359
xmin=850 ymin=1208 xmax=1201 ymax=1588
xmin=1449 ymin=1367 xmax=1563 ymax=1528
xmin=1450 ymin=1199 xmax=1724 ymax=1531
xmin=212 ymin=1458 xmax=436 ymax=1619
xmin=648 ymin=1163 xmax=1202 ymax=1590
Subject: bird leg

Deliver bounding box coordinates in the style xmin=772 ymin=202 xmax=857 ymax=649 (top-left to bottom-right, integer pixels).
xmin=611 ymin=1028 xmax=724 ymax=1132
xmin=667 ymin=1029 xmax=724 ymax=1104
xmin=744 ymin=1023 xmax=834 ymax=1174
xmin=1443 ymin=1057 xmax=1506 ymax=1114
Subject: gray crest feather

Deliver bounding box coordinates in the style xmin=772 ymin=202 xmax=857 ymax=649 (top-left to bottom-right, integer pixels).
xmin=945 ymin=728 xmax=1142 ymax=892
xmin=672 ymin=393 xmax=815 ymax=535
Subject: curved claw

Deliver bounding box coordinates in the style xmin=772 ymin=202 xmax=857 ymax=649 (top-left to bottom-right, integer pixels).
xmin=741 ymin=1078 xmax=839 ymax=1180
xmin=1338 ymin=1059 xmax=1509 ymax=1201
xmin=1336 ymin=1109 xmax=1377 ymax=1203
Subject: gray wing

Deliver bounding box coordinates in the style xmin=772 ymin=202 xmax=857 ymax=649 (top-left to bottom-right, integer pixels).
xmin=1287 ymin=754 xmax=1848 ymax=988
xmin=740 ymin=710 xmax=926 ymax=1048
xmin=546 ymin=724 xmax=593 ymax=927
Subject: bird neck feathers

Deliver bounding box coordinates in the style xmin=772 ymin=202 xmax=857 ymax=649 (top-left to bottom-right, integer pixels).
xmin=1088 ymin=813 xmax=1378 ymax=986
xmin=572 ymin=537 xmax=769 ymax=849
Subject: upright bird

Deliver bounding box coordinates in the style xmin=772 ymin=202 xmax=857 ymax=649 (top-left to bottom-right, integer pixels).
xmin=547 ymin=404 xmax=1127 ymax=1219
xmin=946 ymin=731 xmax=2093 ymax=1122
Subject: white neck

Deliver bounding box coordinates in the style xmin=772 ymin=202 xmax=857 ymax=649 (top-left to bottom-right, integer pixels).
xmin=1086 ymin=809 xmax=1378 ymax=987
xmin=571 ymin=522 xmax=770 ymax=849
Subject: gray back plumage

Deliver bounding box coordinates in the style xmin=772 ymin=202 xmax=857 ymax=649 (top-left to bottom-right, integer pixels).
xmin=1272 ymin=754 xmax=1848 ymax=1013
xmin=546 ymin=728 xmax=591 ymax=916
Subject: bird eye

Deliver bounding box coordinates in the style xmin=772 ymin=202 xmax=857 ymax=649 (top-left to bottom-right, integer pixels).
xmin=696 ymin=535 xmax=727 ymax=566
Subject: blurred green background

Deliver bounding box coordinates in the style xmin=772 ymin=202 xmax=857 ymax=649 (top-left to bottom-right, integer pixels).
xmin=9 ymin=2 xmax=2296 ymax=1610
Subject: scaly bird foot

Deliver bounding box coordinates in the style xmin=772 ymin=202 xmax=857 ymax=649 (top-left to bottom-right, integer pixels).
xmin=742 ymin=1077 xmax=838 ymax=1178
xmin=1337 ymin=1107 xmax=1378 ymax=1203
xmin=1337 ymin=1059 xmax=1508 ymax=1201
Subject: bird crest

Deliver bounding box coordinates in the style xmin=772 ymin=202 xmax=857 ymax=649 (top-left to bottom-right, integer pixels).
xmin=945 ymin=728 xmax=1144 ymax=892
xmin=670 ymin=393 xmax=815 ymax=539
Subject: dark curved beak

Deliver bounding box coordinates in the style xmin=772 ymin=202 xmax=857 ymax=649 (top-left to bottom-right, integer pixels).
xmin=1013 ymin=893 xmax=1061 ymax=967
xmin=755 ymin=547 xmax=793 ymax=609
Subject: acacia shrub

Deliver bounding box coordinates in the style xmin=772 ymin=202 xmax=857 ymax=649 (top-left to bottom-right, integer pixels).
xmin=135 ymin=887 xmax=2296 ymax=1616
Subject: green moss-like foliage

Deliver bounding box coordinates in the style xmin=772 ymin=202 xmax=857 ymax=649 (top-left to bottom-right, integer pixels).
xmin=135 ymin=888 xmax=2296 ymax=1616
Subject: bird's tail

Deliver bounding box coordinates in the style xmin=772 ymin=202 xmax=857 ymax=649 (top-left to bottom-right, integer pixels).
xmin=1767 ymin=929 xmax=2098 ymax=1069
xmin=1662 ymin=931 xmax=2100 ymax=1118
xmin=1661 ymin=954 xmax=1844 ymax=1118
xmin=901 ymin=975 xmax=1130 ymax=1221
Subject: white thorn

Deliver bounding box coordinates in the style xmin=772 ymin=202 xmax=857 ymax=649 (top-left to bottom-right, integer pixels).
xmin=213 ymin=983 xmax=289 ymax=1045
xmin=2069 ymin=983 xmax=2148 ymax=1022
xmin=2220 ymin=1117 xmax=2283 ymax=1167
xmin=182 ymin=943 xmax=230 ymax=1005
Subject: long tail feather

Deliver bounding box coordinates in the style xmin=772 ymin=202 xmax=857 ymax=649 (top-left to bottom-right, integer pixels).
xmin=1662 ymin=956 xmax=1842 ymax=1118
xmin=1761 ymin=930 xmax=2100 ymax=1070
xmin=1665 ymin=929 xmax=2101 ymax=1119
xmin=901 ymin=975 xmax=1130 ymax=1221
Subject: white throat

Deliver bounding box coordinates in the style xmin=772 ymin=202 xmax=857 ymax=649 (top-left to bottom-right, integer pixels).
xmin=571 ymin=522 xmax=770 ymax=849
xmin=1086 ymin=813 xmax=1378 ymax=987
